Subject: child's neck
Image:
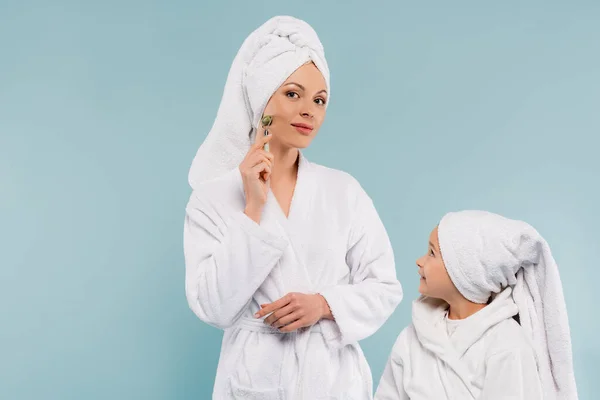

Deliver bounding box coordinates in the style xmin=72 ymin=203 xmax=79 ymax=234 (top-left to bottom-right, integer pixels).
xmin=446 ymin=297 xmax=487 ymax=320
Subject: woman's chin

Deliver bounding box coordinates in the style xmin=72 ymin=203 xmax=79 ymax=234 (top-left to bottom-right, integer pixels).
xmin=292 ymin=136 xmax=314 ymax=149
xmin=274 ymin=136 xmax=314 ymax=150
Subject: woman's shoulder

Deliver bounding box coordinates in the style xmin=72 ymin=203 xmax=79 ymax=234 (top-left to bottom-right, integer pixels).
xmin=308 ymin=161 xmax=367 ymax=195
xmin=187 ymin=168 xmax=244 ymax=210
xmin=310 ymin=162 xmax=358 ymax=183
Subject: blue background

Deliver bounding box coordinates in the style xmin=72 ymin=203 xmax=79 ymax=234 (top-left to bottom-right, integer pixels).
xmin=1 ymin=1 xmax=598 ymax=398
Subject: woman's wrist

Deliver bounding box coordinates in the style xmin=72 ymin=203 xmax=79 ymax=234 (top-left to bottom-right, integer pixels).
xmin=317 ymin=294 xmax=334 ymax=320
xmin=244 ymin=204 xmax=263 ymax=224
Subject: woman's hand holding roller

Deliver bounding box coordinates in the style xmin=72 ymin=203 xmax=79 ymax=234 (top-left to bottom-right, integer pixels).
xmin=239 ymin=133 xmax=274 ymax=223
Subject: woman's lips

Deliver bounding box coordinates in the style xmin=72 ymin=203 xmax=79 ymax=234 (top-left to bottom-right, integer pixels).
xmin=291 ymin=123 xmax=313 ymax=135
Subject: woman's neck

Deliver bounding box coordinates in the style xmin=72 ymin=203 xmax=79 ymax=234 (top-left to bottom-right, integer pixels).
xmin=269 ymin=142 xmax=299 ymax=183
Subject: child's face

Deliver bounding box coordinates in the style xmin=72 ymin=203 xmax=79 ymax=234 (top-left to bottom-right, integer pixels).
xmin=416 ymin=226 xmax=460 ymax=301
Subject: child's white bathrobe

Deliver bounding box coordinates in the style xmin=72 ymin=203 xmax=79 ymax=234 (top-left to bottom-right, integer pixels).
xmin=375 ymin=288 xmax=543 ymax=399
xmin=184 ymin=17 xmax=402 ymax=399
xmin=375 ymin=210 xmax=577 ymax=400
xmin=185 ymin=153 xmax=402 ymax=399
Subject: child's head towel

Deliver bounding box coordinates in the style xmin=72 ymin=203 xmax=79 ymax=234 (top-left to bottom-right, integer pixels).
xmin=438 ymin=210 xmax=577 ymax=400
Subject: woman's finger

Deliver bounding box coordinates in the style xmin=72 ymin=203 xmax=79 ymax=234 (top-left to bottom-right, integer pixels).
xmin=252 ymin=163 xmax=271 ymax=181
xmin=273 ymin=311 xmax=302 ymax=328
xmin=263 ymin=163 xmax=273 ymax=181
xmin=250 ymin=161 xmax=270 ymax=174
xmin=258 ymin=150 xmax=275 ymax=164
xmin=249 ymin=153 xmax=272 ymax=169
xmin=264 ymin=304 xmax=295 ymax=326
xmin=252 ymin=131 xmax=273 ymax=150
xmin=255 ymin=294 xmax=292 ymax=318
xmin=279 ymin=319 xmax=305 ymax=333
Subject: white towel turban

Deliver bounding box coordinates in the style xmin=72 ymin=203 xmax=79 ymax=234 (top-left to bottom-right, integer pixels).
xmin=438 ymin=210 xmax=578 ymax=400
xmin=188 ymin=16 xmax=330 ymax=189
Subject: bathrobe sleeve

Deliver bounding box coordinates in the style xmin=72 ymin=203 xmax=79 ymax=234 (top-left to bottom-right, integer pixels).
xmin=374 ymin=358 xmax=410 ymax=400
xmin=374 ymin=332 xmax=410 ymax=400
xmin=319 ymin=183 xmax=403 ymax=346
xmin=184 ymin=190 xmax=288 ymax=329
xmin=479 ymin=348 xmax=543 ymax=400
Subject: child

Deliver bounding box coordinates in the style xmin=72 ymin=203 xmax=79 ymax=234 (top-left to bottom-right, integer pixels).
xmin=374 ymin=210 xmax=578 ymax=400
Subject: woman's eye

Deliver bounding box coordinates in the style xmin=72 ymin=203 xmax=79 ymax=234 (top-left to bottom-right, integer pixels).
xmin=315 ymin=98 xmax=326 ymax=105
xmin=286 ymin=91 xmax=299 ymax=98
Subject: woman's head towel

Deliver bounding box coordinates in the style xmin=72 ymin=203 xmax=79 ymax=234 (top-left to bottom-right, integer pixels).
xmin=438 ymin=210 xmax=577 ymax=400
xmin=188 ymin=16 xmax=330 ymax=189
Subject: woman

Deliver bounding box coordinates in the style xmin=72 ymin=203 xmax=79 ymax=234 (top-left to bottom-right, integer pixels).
xmin=374 ymin=210 xmax=578 ymax=400
xmin=184 ymin=16 xmax=403 ymax=399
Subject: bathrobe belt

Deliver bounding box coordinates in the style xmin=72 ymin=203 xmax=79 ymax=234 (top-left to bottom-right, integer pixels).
xmin=236 ymin=316 xmax=323 ymax=334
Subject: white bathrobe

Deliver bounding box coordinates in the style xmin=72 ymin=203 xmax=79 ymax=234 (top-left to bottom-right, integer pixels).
xmin=374 ymin=288 xmax=543 ymax=400
xmin=375 ymin=210 xmax=577 ymax=400
xmin=184 ymin=152 xmax=403 ymax=399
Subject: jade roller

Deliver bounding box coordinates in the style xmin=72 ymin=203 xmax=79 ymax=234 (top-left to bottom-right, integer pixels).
xmin=261 ymin=115 xmax=273 ymax=152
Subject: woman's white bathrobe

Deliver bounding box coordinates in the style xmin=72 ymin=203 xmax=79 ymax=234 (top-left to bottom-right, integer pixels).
xmin=184 ymin=153 xmax=403 ymax=399
xmin=374 ymin=288 xmax=543 ymax=400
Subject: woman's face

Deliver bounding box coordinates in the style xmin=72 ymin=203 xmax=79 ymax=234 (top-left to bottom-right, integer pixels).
xmin=261 ymin=62 xmax=328 ymax=149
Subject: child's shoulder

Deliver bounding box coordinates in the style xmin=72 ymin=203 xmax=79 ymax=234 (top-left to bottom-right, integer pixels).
xmin=483 ymin=318 xmax=535 ymax=358
xmin=389 ymin=324 xmax=418 ymax=356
